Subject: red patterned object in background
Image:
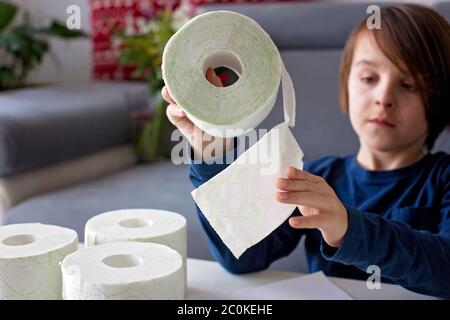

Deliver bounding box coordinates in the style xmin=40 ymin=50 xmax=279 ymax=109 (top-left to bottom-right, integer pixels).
xmin=189 ymin=0 xmax=309 ymax=4
xmin=89 ymin=0 xmax=308 ymax=80
xmin=90 ymin=0 xmax=182 ymax=80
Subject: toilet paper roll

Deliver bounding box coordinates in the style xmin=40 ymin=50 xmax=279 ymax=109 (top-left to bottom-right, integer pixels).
xmin=162 ymin=10 xmax=295 ymax=138
xmin=61 ymin=242 xmax=184 ymax=300
xmin=84 ymin=209 xmax=187 ymax=264
xmin=0 ymin=223 xmax=78 ymax=299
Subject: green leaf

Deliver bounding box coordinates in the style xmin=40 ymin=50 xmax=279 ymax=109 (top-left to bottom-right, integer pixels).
xmin=0 ymin=26 xmax=48 ymax=62
xmin=30 ymin=39 xmax=49 ymax=63
xmin=37 ymin=20 xmax=88 ymax=38
xmin=0 ymin=66 xmax=18 ymax=90
xmin=136 ymin=121 xmax=154 ymax=162
xmin=0 ymin=28 xmax=30 ymax=54
xmin=114 ymin=11 xmax=176 ymax=161
xmin=0 ymin=6 xmax=86 ymax=90
xmin=0 ymin=1 xmax=18 ymax=33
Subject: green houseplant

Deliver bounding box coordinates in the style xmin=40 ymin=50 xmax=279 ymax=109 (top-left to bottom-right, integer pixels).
xmin=116 ymin=2 xmax=195 ymax=162
xmin=0 ymin=0 xmax=86 ymax=91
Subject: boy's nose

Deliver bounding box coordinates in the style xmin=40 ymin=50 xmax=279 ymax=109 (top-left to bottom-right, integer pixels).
xmin=375 ymin=99 xmax=394 ymax=108
xmin=375 ymin=84 xmax=395 ymax=108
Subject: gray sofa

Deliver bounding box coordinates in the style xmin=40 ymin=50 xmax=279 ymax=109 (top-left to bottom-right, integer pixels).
xmin=1 ymin=2 xmax=449 ymax=274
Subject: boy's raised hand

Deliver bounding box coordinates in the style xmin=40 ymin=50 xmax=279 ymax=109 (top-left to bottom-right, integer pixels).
xmin=162 ymin=68 xmax=232 ymax=159
xmin=275 ymin=167 xmax=349 ymax=248
xmin=162 ymin=85 xmax=194 ymax=141
xmin=162 ymin=67 xmax=224 ymax=141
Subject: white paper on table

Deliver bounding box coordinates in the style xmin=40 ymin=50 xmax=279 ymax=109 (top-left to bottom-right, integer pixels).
xmin=189 ymin=271 xmax=353 ymax=300
xmin=191 ymin=122 xmax=303 ymax=259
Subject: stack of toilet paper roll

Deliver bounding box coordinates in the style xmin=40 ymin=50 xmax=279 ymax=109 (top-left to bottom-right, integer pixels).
xmin=0 ymin=209 xmax=187 ymax=300
xmin=63 ymin=209 xmax=187 ymax=300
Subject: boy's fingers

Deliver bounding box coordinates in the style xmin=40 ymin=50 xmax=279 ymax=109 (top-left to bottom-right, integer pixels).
xmin=206 ymin=68 xmax=224 ymax=87
xmin=166 ymin=104 xmax=193 ymax=134
xmin=298 ymin=205 xmax=320 ymax=217
xmin=289 ymin=215 xmax=324 ymax=229
xmin=276 ymin=178 xmax=322 ymax=193
xmin=285 ymin=166 xmax=323 ymax=183
xmin=161 ymin=86 xmax=176 ymax=104
xmin=163 ymin=69 xmax=223 ymax=103
xmin=166 ymin=103 xmax=185 ymax=118
xmin=276 ymin=191 xmax=324 ymax=210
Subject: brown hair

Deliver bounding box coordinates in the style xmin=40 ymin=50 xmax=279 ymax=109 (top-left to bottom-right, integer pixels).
xmin=339 ymin=4 xmax=450 ymax=150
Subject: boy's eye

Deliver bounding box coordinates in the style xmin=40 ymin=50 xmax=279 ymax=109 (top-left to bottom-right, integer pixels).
xmin=402 ymin=82 xmax=417 ymax=92
xmin=361 ymin=76 xmax=375 ymax=83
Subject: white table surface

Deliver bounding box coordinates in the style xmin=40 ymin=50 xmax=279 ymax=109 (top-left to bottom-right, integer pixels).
xmin=186 ymin=258 xmax=437 ymax=300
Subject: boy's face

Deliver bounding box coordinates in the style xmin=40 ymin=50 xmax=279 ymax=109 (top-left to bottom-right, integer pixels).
xmin=347 ymin=34 xmax=428 ymax=153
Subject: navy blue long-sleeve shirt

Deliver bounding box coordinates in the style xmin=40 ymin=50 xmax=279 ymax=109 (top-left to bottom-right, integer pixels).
xmin=189 ymin=150 xmax=450 ymax=298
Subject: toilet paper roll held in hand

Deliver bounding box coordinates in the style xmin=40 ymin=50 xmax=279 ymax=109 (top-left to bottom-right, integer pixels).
xmin=61 ymin=242 xmax=184 ymax=300
xmin=0 ymin=223 xmax=78 ymax=299
xmin=162 ymin=10 xmax=295 ymax=137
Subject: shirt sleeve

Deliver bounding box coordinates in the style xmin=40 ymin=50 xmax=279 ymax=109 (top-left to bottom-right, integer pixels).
xmin=189 ymin=147 xmax=305 ymax=274
xmin=320 ymin=190 xmax=450 ymax=298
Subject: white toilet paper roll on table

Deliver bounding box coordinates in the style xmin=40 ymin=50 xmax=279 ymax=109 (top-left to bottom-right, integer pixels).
xmin=61 ymin=242 xmax=184 ymax=300
xmin=84 ymin=209 xmax=187 ymax=262
xmin=0 ymin=223 xmax=78 ymax=299
xmin=162 ymin=10 xmax=295 ymax=137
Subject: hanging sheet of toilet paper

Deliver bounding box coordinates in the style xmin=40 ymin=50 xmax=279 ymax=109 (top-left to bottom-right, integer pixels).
xmin=61 ymin=242 xmax=184 ymax=300
xmin=192 ymin=123 xmax=303 ymax=259
xmin=0 ymin=223 xmax=78 ymax=299
xmin=162 ymin=10 xmax=295 ymax=137
xmin=84 ymin=209 xmax=187 ymax=269
xmin=169 ymin=11 xmax=304 ymax=259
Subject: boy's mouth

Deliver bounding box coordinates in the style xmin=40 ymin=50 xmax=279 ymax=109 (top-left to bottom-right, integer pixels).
xmin=368 ymin=118 xmax=396 ymax=128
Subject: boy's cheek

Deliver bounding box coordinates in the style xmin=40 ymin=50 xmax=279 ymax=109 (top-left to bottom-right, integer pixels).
xmin=348 ymin=103 xmax=366 ymax=133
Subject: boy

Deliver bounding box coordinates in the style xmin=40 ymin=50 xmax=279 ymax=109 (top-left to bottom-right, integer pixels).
xmin=162 ymin=4 xmax=450 ymax=298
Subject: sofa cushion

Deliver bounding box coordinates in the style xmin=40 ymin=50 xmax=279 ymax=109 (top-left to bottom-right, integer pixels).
xmin=201 ymin=2 xmax=450 ymax=49
xmin=0 ymin=81 xmax=148 ymax=176
xmin=0 ymin=145 xmax=137 ymax=215
xmin=201 ymin=2 xmax=378 ymax=49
